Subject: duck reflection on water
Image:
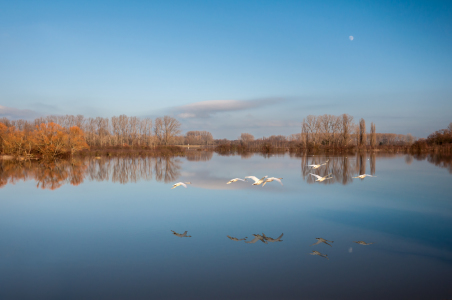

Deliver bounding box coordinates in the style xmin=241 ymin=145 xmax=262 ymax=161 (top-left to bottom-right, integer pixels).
xmin=227 ymin=235 xmax=247 ymax=241
xmin=171 ymin=230 xmax=192 ymax=238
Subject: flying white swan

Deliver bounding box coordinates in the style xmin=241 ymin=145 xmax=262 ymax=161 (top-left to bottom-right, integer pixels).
xmin=227 ymin=178 xmax=247 ymax=184
xmin=262 ymin=177 xmax=283 ymax=187
xmin=172 ymin=182 xmax=192 ymax=189
xmin=245 ymin=176 xmax=268 ymax=186
xmin=262 ymin=233 xmax=284 ymax=242
xmin=227 ymin=235 xmax=248 ymax=241
xmin=353 ymin=241 xmax=373 ymax=245
xmin=309 ymin=250 xmax=329 ymax=260
xmin=309 ymin=173 xmax=333 ymax=182
xmin=311 ymin=238 xmax=334 ymax=247
xmin=171 ymin=230 xmax=192 ymax=237
xmin=307 ymin=160 xmax=329 ymax=169
xmin=353 ymin=174 xmax=376 ymax=179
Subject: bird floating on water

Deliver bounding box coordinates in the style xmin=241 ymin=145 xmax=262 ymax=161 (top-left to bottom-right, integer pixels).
xmin=309 ymin=173 xmax=333 ymax=182
xmin=262 ymin=177 xmax=283 ymax=187
xmin=352 ymin=174 xmax=376 ymax=179
xmin=245 ymin=176 xmax=268 ymax=186
xmin=171 ymin=230 xmax=192 ymax=237
xmin=309 ymin=250 xmax=329 ymax=260
xmin=172 ymin=182 xmax=191 ymax=189
xmin=354 ymin=241 xmax=373 ymax=245
xmin=227 ymin=178 xmax=247 ymax=184
xmin=311 ymin=238 xmax=334 ymax=247
xmin=307 ymin=160 xmax=329 ymax=169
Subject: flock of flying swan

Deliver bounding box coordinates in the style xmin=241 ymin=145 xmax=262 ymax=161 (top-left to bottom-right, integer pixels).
xmin=172 ymin=175 xmax=284 ymax=189
xmin=307 ymin=159 xmax=376 ymax=183
xmin=172 ymin=158 xmax=375 ymax=189
xmin=171 ymin=157 xmax=376 ymax=261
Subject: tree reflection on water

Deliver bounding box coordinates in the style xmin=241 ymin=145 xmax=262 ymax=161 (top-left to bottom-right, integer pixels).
xmin=301 ymin=153 xmax=452 ymax=185
xmin=0 ymin=156 xmax=182 ymax=190
xmin=0 ymin=152 xmax=450 ymax=190
xmin=0 ymin=159 xmax=87 ymax=190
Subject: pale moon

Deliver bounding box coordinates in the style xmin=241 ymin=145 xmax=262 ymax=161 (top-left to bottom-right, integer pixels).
xmin=349 ymin=36 xmax=354 ymax=41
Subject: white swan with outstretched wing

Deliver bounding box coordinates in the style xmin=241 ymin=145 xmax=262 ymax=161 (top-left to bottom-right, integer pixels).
xmin=307 ymin=160 xmax=329 ymax=169
xmin=245 ymin=176 xmax=268 ymax=186
xmin=309 ymin=173 xmax=333 ymax=182
xmin=227 ymin=178 xmax=247 ymax=184
xmin=353 ymin=174 xmax=376 ymax=179
xmin=172 ymin=182 xmax=191 ymax=189
xmin=262 ymin=177 xmax=283 ymax=187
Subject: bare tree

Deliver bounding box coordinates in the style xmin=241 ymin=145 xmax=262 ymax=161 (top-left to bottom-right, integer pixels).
xmin=154 ymin=116 xmax=181 ymax=145
xmin=359 ymin=118 xmax=367 ymax=146
xmin=240 ymin=133 xmax=254 ymax=146
xmin=370 ymin=122 xmax=376 ymax=147
xmin=340 ymin=114 xmax=354 ymax=146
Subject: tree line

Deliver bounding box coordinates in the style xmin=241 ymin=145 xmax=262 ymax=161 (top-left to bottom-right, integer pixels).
xmin=3 ymin=113 xmax=445 ymax=159
xmin=0 ymin=115 xmax=215 ymax=153
xmin=0 ymin=122 xmax=88 ymax=159
xmin=230 ymin=114 xmax=415 ymax=150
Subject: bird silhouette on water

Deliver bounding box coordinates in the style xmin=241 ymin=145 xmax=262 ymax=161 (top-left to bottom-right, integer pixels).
xmin=262 ymin=233 xmax=284 ymax=242
xmin=311 ymin=238 xmax=334 ymax=247
xmin=245 ymin=234 xmax=268 ymax=244
xmin=171 ymin=230 xmax=192 ymax=238
xmin=227 ymin=235 xmax=247 ymax=241
xmin=309 ymin=250 xmax=329 ymax=260
xmin=353 ymin=241 xmax=373 ymax=245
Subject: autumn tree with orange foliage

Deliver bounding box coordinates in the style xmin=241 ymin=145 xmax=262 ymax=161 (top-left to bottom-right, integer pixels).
xmin=31 ymin=123 xmax=68 ymax=158
xmin=66 ymin=126 xmax=89 ymax=156
xmin=0 ymin=122 xmax=89 ymax=159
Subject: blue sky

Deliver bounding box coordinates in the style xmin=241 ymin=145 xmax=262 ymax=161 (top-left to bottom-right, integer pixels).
xmin=0 ymin=0 xmax=451 ymax=138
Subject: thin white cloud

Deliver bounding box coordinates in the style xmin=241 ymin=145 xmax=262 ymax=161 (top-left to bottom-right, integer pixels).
xmin=174 ymin=98 xmax=283 ymax=119
xmin=0 ymin=105 xmax=38 ymax=119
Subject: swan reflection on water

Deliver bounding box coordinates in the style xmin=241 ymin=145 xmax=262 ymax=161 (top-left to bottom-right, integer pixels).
xmin=227 ymin=235 xmax=247 ymax=241
xmin=243 ymin=233 xmax=284 ymax=244
xmin=171 ymin=230 xmax=192 ymax=238
xmin=311 ymin=238 xmax=334 ymax=247
xmin=354 ymin=241 xmax=373 ymax=245
xmin=1 ymin=153 xmax=450 ymax=190
xmin=309 ymin=250 xmax=329 ymax=260
xmin=263 ymin=233 xmax=284 ymax=242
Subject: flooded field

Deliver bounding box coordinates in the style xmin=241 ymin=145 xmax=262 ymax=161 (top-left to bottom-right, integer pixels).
xmin=1 ymin=152 xmax=451 ymax=299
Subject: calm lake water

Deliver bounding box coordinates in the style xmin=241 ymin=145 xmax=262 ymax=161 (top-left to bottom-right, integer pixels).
xmin=1 ymin=152 xmax=452 ymax=300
